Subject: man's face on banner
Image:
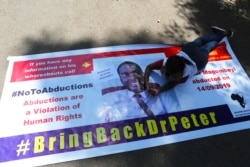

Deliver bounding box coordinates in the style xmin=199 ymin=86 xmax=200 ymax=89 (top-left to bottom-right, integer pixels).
xmin=118 ymin=63 xmax=144 ymax=93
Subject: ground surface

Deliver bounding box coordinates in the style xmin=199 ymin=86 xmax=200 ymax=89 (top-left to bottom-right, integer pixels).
xmin=0 ymin=1 xmax=249 ymax=167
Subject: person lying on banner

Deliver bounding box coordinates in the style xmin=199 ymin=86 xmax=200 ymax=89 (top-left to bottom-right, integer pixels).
xmin=144 ymin=26 xmax=234 ymax=96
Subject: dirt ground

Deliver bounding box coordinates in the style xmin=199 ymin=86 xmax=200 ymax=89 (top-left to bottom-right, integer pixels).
xmin=0 ymin=0 xmax=249 ymax=166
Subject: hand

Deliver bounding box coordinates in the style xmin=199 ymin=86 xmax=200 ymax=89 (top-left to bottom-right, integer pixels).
xmin=148 ymin=83 xmax=161 ymax=96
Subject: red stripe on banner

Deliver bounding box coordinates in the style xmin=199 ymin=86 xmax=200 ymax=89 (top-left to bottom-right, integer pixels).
xmin=208 ymin=42 xmax=232 ymax=61
xmin=86 ymin=46 xmax=181 ymax=59
xmin=10 ymin=46 xmax=181 ymax=82
xmin=10 ymin=43 xmax=230 ymax=82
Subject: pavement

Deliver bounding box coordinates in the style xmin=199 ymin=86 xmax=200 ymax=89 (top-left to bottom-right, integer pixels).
xmin=0 ymin=0 xmax=249 ymax=167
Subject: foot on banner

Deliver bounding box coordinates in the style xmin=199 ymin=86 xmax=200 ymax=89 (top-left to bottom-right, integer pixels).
xmin=211 ymin=26 xmax=234 ymax=38
xmin=211 ymin=26 xmax=226 ymax=34
xmin=225 ymin=29 xmax=234 ymax=38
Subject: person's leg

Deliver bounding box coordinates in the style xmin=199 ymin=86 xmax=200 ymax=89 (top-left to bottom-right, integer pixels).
xmin=182 ymin=33 xmax=223 ymax=72
xmin=192 ymin=32 xmax=224 ymax=47
xmin=181 ymin=42 xmax=209 ymax=71
xmin=190 ymin=32 xmax=225 ymax=60
xmin=181 ymin=27 xmax=233 ymax=72
xmin=192 ymin=26 xmax=233 ymax=51
xmin=200 ymin=40 xmax=218 ymax=54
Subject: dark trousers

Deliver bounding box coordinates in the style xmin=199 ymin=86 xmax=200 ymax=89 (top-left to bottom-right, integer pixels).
xmin=182 ymin=32 xmax=224 ymax=71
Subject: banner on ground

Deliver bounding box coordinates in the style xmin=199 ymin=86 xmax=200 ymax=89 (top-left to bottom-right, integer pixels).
xmin=0 ymin=38 xmax=249 ymax=166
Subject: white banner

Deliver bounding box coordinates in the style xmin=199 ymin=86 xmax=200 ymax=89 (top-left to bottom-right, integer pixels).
xmin=0 ymin=38 xmax=249 ymax=167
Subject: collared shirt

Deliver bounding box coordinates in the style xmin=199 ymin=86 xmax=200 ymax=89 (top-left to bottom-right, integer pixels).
xmin=100 ymin=88 xmax=181 ymax=122
xmin=177 ymin=51 xmax=198 ymax=78
xmin=151 ymin=52 xmax=198 ymax=83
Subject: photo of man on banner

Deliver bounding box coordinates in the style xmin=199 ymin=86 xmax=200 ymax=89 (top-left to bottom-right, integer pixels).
xmin=100 ymin=60 xmax=181 ymax=122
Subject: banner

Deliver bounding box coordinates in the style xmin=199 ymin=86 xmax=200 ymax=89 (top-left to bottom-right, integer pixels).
xmin=0 ymin=38 xmax=249 ymax=166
